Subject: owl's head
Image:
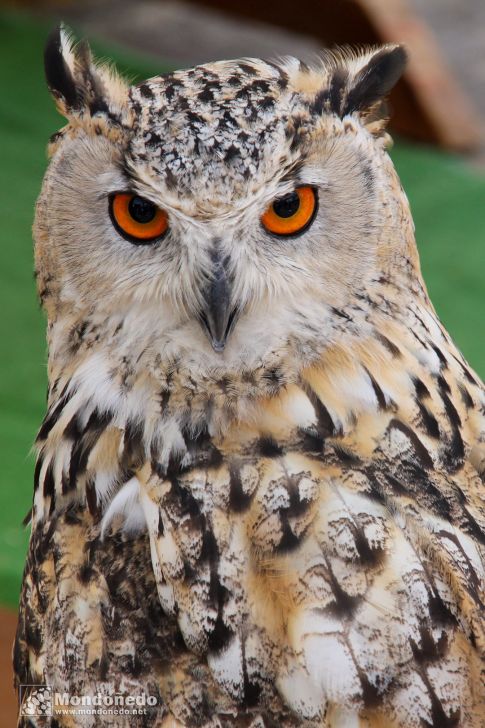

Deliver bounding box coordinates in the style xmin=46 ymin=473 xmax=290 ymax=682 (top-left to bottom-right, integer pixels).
xmin=37 ymin=27 xmax=411 ymax=389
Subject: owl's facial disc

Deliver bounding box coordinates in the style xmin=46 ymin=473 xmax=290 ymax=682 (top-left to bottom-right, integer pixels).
xmin=198 ymin=189 xmax=317 ymax=352
xmin=107 ymin=184 xmax=320 ymax=353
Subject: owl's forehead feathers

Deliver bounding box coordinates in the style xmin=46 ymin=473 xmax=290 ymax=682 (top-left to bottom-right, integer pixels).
xmin=127 ymin=58 xmax=312 ymax=205
xmin=125 ymin=48 xmax=405 ymax=206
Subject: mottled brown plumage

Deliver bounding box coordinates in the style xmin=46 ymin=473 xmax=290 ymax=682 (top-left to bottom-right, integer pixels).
xmin=15 ymin=26 xmax=485 ymax=727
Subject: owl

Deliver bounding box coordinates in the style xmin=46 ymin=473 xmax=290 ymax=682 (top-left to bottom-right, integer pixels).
xmin=14 ymin=25 xmax=485 ymax=728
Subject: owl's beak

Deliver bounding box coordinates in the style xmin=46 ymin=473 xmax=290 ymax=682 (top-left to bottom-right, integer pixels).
xmin=199 ymin=253 xmax=238 ymax=352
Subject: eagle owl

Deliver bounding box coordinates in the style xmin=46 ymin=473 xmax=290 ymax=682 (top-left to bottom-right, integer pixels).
xmin=14 ymin=26 xmax=485 ymax=728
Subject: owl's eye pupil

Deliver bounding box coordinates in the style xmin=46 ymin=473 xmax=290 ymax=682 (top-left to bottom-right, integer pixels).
xmin=272 ymin=192 xmax=300 ymax=219
xmin=128 ymin=196 xmax=156 ymax=224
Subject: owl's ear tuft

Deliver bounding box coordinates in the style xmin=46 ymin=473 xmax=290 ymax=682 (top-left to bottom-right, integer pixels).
xmin=342 ymin=45 xmax=407 ymax=117
xmin=44 ymin=25 xmax=81 ymax=112
xmin=44 ymin=25 xmax=129 ymax=124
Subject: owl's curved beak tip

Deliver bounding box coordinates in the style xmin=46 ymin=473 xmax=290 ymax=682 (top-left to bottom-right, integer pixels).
xmin=199 ymin=307 xmax=239 ymax=353
xmin=211 ymin=339 xmax=226 ymax=353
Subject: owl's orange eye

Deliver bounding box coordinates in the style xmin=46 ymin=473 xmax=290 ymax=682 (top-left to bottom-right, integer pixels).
xmin=110 ymin=193 xmax=169 ymax=243
xmin=261 ymin=186 xmax=317 ymax=237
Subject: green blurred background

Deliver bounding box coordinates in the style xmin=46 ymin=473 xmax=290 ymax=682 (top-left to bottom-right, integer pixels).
xmin=0 ymin=8 xmax=484 ymax=609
